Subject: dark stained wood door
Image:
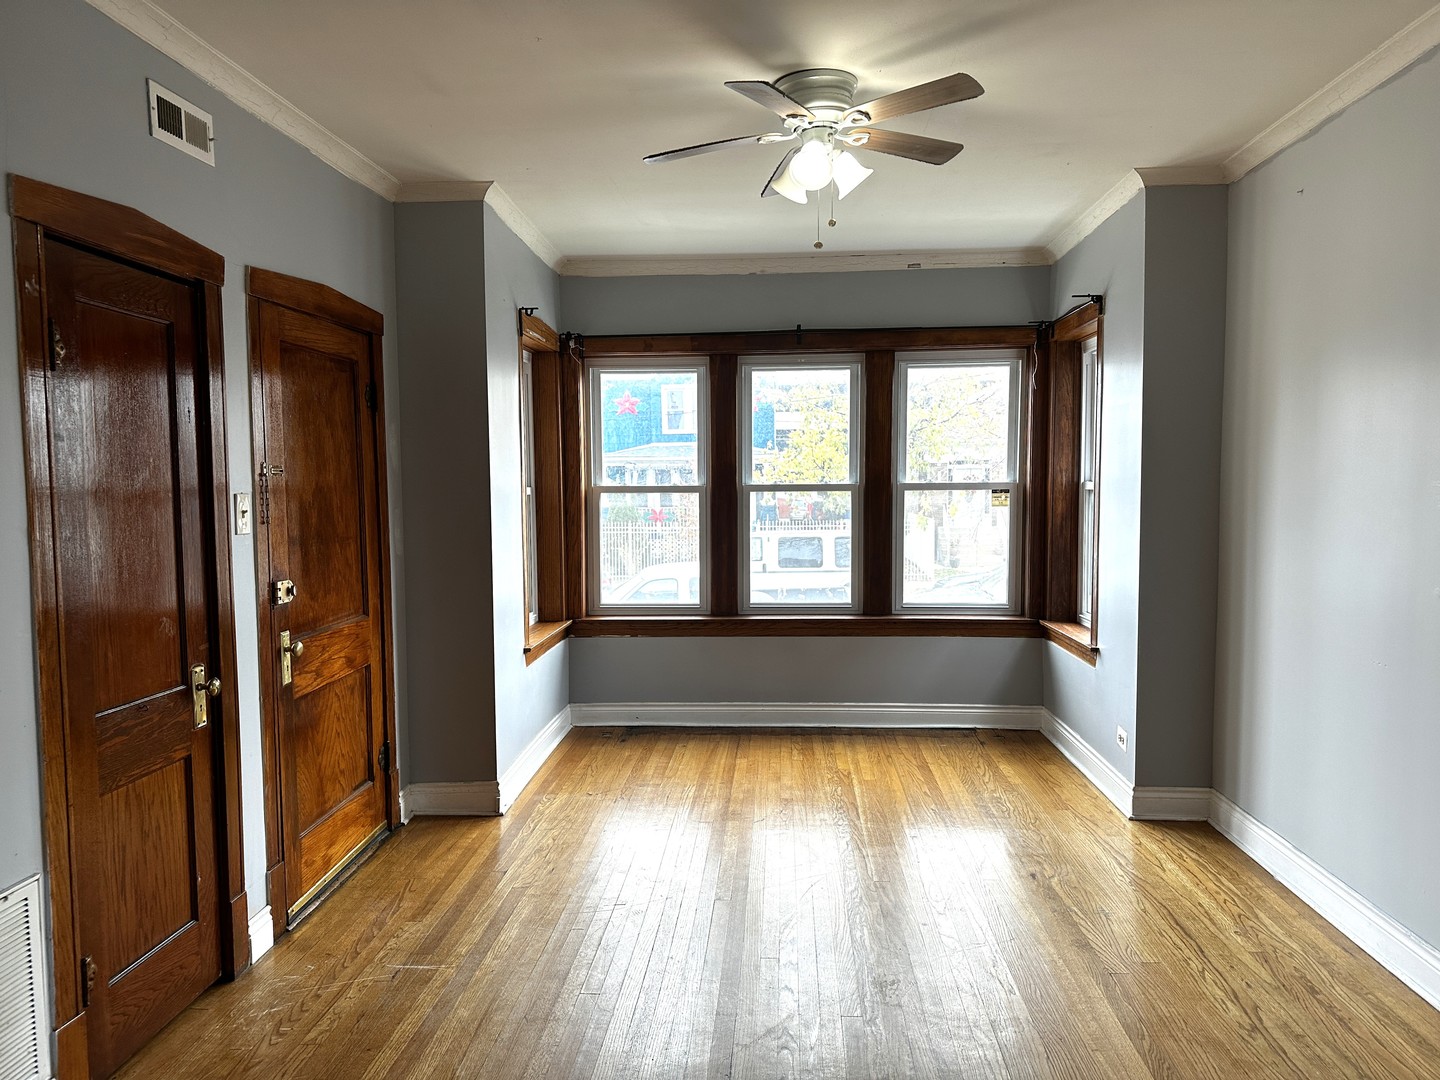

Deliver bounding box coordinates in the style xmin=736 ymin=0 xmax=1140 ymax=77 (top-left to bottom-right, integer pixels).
xmin=43 ymin=237 xmax=224 ymax=1078
xmin=254 ymin=296 xmax=391 ymax=921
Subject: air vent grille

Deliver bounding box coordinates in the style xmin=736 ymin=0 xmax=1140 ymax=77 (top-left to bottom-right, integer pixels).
xmin=147 ymin=79 xmax=216 ymax=166
xmin=0 ymin=876 xmax=47 ymax=1080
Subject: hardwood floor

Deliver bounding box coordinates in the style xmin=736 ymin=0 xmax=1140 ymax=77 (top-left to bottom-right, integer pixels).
xmin=121 ymin=728 xmax=1440 ymax=1079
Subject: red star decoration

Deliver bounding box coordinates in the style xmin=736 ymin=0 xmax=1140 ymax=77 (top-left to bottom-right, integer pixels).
xmin=647 ymin=508 xmax=666 ymax=523
xmin=615 ymin=391 xmax=640 ymax=416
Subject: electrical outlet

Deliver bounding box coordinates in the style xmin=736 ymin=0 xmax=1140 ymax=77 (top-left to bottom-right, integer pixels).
xmin=1116 ymin=726 xmax=1128 ymax=751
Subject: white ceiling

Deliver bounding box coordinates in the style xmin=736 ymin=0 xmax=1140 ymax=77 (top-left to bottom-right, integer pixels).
xmin=145 ymin=0 xmax=1436 ymax=261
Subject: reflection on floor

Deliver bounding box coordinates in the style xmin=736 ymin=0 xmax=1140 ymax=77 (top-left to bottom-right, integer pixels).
xmin=121 ymin=727 xmax=1440 ymax=1079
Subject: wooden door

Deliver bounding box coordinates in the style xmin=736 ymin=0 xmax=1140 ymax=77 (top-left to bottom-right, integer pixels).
xmin=250 ymin=273 xmax=394 ymax=924
xmin=42 ymin=235 xmax=225 ymax=1077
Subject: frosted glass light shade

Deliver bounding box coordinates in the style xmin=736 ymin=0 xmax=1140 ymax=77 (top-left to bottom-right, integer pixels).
xmin=769 ymin=165 xmax=809 ymax=204
xmin=788 ymin=140 xmax=835 ymax=190
xmin=832 ymin=151 xmax=873 ymax=199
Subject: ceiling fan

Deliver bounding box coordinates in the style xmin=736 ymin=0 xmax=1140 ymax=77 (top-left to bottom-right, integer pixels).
xmin=643 ymin=68 xmax=984 ymax=204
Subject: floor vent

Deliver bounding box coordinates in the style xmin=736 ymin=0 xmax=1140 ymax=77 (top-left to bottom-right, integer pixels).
xmin=147 ymin=79 xmax=216 ymax=166
xmin=0 ymin=876 xmax=48 ymax=1080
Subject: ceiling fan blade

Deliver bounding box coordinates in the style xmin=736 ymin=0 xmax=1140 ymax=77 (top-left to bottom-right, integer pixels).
xmin=847 ymin=128 xmax=964 ymax=165
xmin=643 ymin=132 xmax=791 ymax=164
xmin=846 ymin=72 xmax=984 ymax=124
xmin=761 ymin=148 xmax=800 ymax=198
xmin=725 ymin=80 xmax=815 ymax=121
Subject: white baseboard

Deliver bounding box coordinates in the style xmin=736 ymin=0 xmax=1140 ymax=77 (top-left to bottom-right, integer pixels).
xmin=401 ymin=781 xmax=501 ymax=817
xmin=498 ymin=706 xmax=573 ymax=814
xmin=248 ymin=905 xmax=274 ymax=965
xmin=1131 ymin=786 xmax=1213 ymax=821
xmin=1038 ymin=711 xmax=1134 ymax=817
xmin=1210 ymin=793 xmax=1440 ymax=1012
xmin=568 ymin=701 xmax=1048 ymax=730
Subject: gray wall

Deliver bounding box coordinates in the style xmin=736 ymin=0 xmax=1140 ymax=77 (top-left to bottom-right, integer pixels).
xmin=1217 ymin=48 xmax=1440 ymax=948
xmin=482 ymin=204 xmax=568 ymax=777
xmin=561 ymin=265 xmax=1051 ymax=335
xmin=1134 ymin=186 xmax=1228 ymax=787
xmin=1044 ymin=194 xmax=1146 ymax=782
xmin=563 ymin=263 xmax=1051 ymax=711
xmin=571 ymin=637 xmax=1041 ymax=705
xmin=395 ymin=202 xmax=496 ymax=781
xmin=0 ymin=0 xmax=400 ymax=930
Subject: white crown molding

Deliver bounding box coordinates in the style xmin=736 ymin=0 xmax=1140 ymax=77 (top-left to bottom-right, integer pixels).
xmin=395 ymin=181 xmax=494 ymax=203
xmin=1224 ymin=3 xmax=1440 ymax=181
xmin=483 ymin=184 xmax=565 ymax=271
xmin=1044 ymin=171 xmax=1143 ymax=264
xmin=1135 ymin=166 xmax=1228 ymax=187
xmin=1211 ymin=793 xmax=1440 ymax=1012
xmin=401 ymin=781 xmax=501 ymax=818
xmin=498 ymin=706 xmax=573 ymax=814
xmin=247 ymin=904 xmax=275 ymax=964
xmin=85 ymin=0 xmax=400 ymax=199
xmin=558 ymin=248 xmax=1051 ymax=278
xmin=568 ymin=701 xmax=1049 ymax=729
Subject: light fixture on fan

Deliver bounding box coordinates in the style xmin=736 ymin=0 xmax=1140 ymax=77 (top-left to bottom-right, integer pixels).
xmin=643 ymin=68 xmax=981 ymax=205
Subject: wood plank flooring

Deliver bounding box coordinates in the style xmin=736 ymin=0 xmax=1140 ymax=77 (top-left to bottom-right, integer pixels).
xmin=120 ymin=728 xmax=1440 ymax=1079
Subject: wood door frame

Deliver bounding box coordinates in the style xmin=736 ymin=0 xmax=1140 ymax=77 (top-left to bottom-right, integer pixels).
xmin=245 ymin=266 xmax=399 ymax=934
xmin=8 ymin=175 xmax=248 ymax=1072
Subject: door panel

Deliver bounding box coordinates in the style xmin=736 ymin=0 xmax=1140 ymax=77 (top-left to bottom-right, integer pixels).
xmin=44 ymin=237 xmax=222 ymax=1077
xmin=255 ymin=298 xmax=390 ymax=921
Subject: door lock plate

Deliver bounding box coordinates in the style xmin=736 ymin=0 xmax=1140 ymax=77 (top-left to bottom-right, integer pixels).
xmin=280 ymin=630 xmax=293 ymax=686
xmin=273 ymin=579 xmax=296 ymax=605
xmin=190 ymin=663 xmax=210 ymax=728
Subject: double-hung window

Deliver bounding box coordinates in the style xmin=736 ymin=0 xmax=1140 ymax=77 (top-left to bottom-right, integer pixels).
xmin=896 ymin=350 xmax=1024 ymax=612
xmin=587 ymin=359 xmax=708 ymax=611
xmin=741 ymin=357 xmax=861 ymax=610
xmin=519 ymin=349 xmax=539 ymax=626
xmin=1077 ymin=337 xmax=1100 ymax=626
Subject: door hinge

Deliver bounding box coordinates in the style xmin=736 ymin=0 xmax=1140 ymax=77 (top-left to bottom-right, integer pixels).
xmin=378 ymin=740 xmax=390 ymax=775
xmin=82 ymin=954 xmax=97 ymax=1008
xmin=49 ymin=319 xmax=68 ymax=370
xmin=364 ymin=382 xmax=377 ymax=411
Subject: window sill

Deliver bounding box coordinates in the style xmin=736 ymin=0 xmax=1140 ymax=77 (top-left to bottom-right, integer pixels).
xmin=573 ymin=615 xmax=1044 ymax=639
xmin=1041 ymin=620 xmax=1098 ymax=666
xmin=524 ymin=620 xmax=572 ymax=664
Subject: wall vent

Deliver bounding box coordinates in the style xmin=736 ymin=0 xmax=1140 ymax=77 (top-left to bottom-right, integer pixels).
xmin=147 ymin=79 xmax=215 ymax=166
xmin=0 ymin=876 xmax=48 ymax=1080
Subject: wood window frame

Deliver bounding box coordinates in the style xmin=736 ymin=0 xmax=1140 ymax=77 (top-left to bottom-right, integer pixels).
xmin=1039 ymin=300 xmax=1103 ymax=664
xmin=8 ymin=175 xmax=247 ymax=1067
xmin=578 ymin=325 xmax=1043 ymax=637
xmin=585 ymin=355 xmax=710 ymax=614
xmin=519 ymin=312 xmax=571 ymax=662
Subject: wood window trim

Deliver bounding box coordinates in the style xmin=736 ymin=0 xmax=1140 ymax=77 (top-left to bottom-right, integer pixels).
xmin=519 ymin=311 xmax=572 ymax=653
xmin=1041 ymin=620 xmax=1099 ymax=665
xmin=524 ymin=619 xmax=573 ymax=663
xmin=573 ymin=615 xmax=1044 ymax=638
xmin=578 ymin=325 xmax=1041 ymax=634
xmin=10 ymin=177 xmax=246 ymax=1039
xmin=1041 ymin=299 xmax=1103 ymax=655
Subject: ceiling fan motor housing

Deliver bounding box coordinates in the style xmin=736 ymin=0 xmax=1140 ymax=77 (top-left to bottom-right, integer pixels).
xmin=773 ymin=69 xmax=859 ymax=117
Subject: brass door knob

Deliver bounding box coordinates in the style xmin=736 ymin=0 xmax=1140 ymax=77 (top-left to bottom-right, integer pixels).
xmin=206 ymin=677 xmax=222 ymax=698
xmin=289 ymin=639 xmax=304 ymax=658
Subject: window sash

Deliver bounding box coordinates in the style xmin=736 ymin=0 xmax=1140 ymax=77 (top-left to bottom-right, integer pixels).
xmin=1077 ymin=337 xmax=1100 ymax=626
xmin=739 ymin=357 xmax=861 ymax=612
xmin=520 ymin=351 xmax=539 ymax=626
xmin=894 ymin=351 xmax=1024 ymax=613
xmin=586 ymin=358 xmax=709 ymax=613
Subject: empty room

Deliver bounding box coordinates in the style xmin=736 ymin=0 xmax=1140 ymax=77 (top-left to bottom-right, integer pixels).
xmin=1 ymin=0 xmax=1438 ymax=1077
